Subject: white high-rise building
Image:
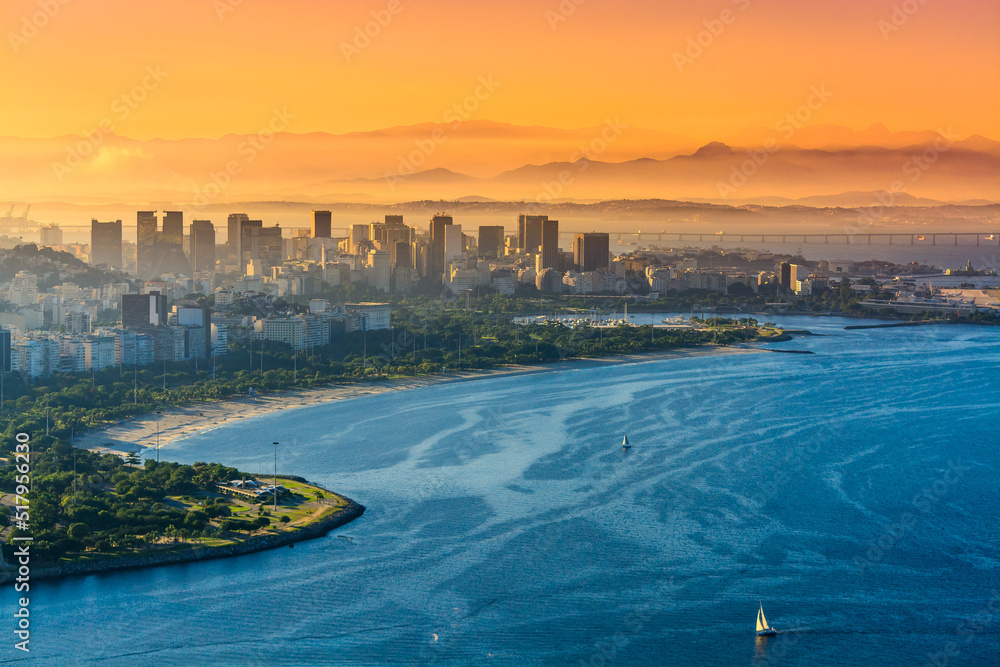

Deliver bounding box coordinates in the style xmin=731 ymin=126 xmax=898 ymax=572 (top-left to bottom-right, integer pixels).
xmin=444 ymin=225 xmax=463 ymax=263
xmin=8 ymin=271 xmax=38 ymax=307
xmin=367 ymin=249 xmax=391 ymax=293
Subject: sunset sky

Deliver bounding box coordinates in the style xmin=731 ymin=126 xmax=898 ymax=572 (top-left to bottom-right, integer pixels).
xmin=2 ymin=0 xmax=998 ymax=143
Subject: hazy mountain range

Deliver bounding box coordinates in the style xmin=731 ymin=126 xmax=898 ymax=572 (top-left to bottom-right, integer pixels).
xmin=1 ymin=121 xmax=997 ymax=206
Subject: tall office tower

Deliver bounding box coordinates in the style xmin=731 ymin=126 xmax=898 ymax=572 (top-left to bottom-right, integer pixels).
xmin=778 ymin=263 xmax=791 ymax=292
xmin=517 ymin=214 xmax=547 ymax=251
xmin=0 ymin=327 xmax=10 ymax=374
xmin=162 ymin=211 xmax=183 ymax=246
xmin=90 ymin=219 xmax=123 ymax=270
xmin=238 ymin=219 xmax=264 ymax=271
xmin=429 ymin=214 xmax=453 ymax=281
xmin=190 ymin=220 xmax=216 ymax=272
xmin=259 ymin=225 xmax=284 ymax=271
xmin=369 ymin=221 xmax=388 ymax=245
xmin=393 ymin=241 xmax=412 ymax=268
xmin=136 ymin=210 xmax=158 ymax=278
xmin=156 ymin=210 xmax=191 ymax=275
xmin=243 ymin=224 xmax=283 ymax=274
xmin=227 ymin=213 xmax=250 ymax=258
xmin=790 ymin=264 xmax=804 ymax=289
xmin=349 ymin=224 xmax=370 ymax=253
xmin=380 ymin=218 xmax=412 ymax=267
xmin=122 ymin=292 xmax=168 ymax=328
xmin=367 ymin=249 xmax=391 ymax=293
xmin=39 ymin=224 xmax=63 ymax=247
xmin=573 ymin=232 xmax=610 ymax=272
xmin=444 ymin=225 xmax=463 ymax=264
xmin=477 ymin=225 xmax=505 ymax=259
xmin=312 ymin=210 xmax=332 ymax=238
xmin=540 ymin=219 xmax=559 ymax=270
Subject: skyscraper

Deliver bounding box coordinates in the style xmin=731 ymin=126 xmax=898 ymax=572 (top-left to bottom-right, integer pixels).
xmin=312 ymin=210 xmax=332 ymax=238
xmin=478 ymin=225 xmax=505 ymax=259
xmin=779 ymin=263 xmax=791 ymax=293
xmin=155 ymin=211 xmax=190 ymax=275
xmin=136 ymin=210 xmax=158 ymax=278
xmin=517 ymin=214 xmax=546 ymax=252
xmin=349 ymin=224 xmax=370 ymax=254
xmin=573 ymin=232 xmax=610 ymax=272
xmin=540 ymin=219 xmax=559 ymax=270
xmin=429 ymin=214 xmax=453 ymax=282
xmin=238 ymin=219 xmax=263 ymax=271
xmin=242 ymin=223 xmax=282 ymax=274
xmin=367 ymin=249 xmax=391 ymax=293
xmin=190 ymin=220 xmax=216 ymax=273
xmin=227 ymin=213 xmax=250 ymax=258
xmin=162 ymin=211 xmax=183 ymax=246
xmin=444 ymin=224 xmax=463 ymax=264
xmin=0 ymin=327 xmax=11 ymax=374
xmin=90 ymin=219 xmax=123 ymax=270
xmin=377 ymin=216 xmax=411 ymax=267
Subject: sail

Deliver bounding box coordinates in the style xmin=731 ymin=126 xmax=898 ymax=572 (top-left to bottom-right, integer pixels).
xmin=622 ymin=434 xmax=630 ymax=446
xmin=756 ymin=605 xmax=768 ymax=632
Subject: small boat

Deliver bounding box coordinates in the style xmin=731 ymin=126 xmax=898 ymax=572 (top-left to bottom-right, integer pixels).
xmin=756 ymin=601 xmax=777 ymax=636
xmin=621 ymin=434 xmax=631 ymax=450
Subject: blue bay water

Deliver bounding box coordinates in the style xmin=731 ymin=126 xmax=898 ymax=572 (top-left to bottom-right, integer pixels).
xmin=15 ymin=317 xmax=1000 ymax=666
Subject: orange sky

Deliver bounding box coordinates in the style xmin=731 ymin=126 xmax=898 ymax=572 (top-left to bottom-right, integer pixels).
xmin=1 ymin=0 xmax=998 ymax=142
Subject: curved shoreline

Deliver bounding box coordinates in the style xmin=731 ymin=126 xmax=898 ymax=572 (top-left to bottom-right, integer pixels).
xmin=77 ymin=345 xmax=763 ymax=456
xmin=0 ymin=493 xmax=365 ymax=585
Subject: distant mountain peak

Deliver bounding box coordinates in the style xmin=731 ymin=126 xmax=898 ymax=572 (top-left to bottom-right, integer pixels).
xmin=692 ymin=141 xmax=734 ymax=157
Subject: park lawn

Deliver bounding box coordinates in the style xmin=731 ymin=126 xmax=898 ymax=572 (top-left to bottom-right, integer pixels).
xmin=271 ymin=505 xmax=314 ymax=524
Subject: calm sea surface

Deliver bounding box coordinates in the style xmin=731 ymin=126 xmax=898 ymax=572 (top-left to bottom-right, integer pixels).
xmin=14 ymin=316 xmax=1000 ymax=666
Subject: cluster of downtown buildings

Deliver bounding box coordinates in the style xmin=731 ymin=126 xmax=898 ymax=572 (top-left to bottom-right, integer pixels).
xmin=1 ymin=209 xmax=615 ymax=380
xmin=4 ymin=210 xmax=997 ymax=380
xmin=82 ymin=211 xmax=615 ymax=296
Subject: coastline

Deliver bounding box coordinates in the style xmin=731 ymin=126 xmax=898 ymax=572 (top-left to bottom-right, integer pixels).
xmin=0 ymin=493 xmax=365 ymax=585
xmin=77 ymin=345 xmax=762 ymax=456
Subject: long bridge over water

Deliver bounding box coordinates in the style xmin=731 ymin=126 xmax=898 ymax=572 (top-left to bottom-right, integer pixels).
xmin=600 ymin=231 xmax=1000 ymax=246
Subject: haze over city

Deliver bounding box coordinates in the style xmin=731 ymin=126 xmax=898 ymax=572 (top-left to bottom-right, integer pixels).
xmin=0 ymin=0 xmax=997 ymax=205
xmin=1 ymin=2 xmax=998 ymax=666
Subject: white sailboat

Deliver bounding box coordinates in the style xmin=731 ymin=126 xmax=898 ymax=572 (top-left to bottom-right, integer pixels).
xmin=756 ymin=601 xmax=777 ymax=636
xmin=621 ymin=434 xmax=631 ymax=450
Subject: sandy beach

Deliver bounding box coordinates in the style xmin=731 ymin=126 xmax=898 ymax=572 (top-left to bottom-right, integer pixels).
xmin=77 ymin=346 xmax=760 ymax=457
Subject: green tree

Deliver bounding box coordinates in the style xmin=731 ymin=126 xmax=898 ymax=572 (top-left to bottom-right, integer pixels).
xmin=67 ymin=523 xmax=90 ymax=539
